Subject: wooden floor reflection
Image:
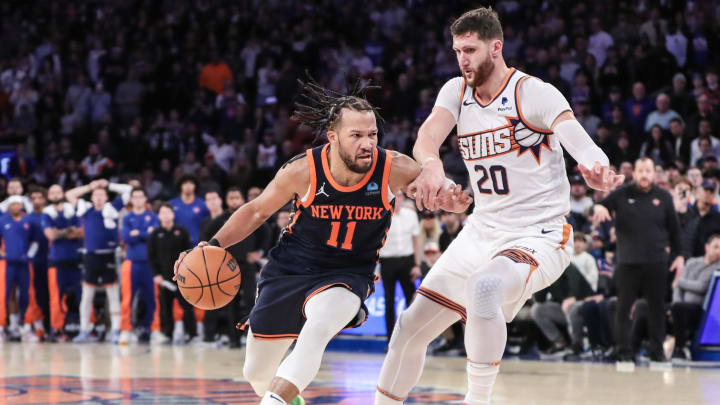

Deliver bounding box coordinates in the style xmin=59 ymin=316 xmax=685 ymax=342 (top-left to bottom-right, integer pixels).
xmin=0 ymin=343 xmax=718 ymax=404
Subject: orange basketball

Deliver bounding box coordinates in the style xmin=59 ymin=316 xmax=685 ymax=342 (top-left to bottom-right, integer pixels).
xmin=176 ymin=246 xmax=241 ymax=310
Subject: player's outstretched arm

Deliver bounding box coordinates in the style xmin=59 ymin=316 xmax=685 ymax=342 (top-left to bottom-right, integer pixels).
xmin=552 ymin=111 xmax=624 ymax=191
xmin=213 ymin=157 xmax=309 ymax=248
xmin=410 ymin=106 xmax=457 ymax=211
xmin=173 ymin=156 xmax=309 ymax=280
xmin=389 ymin=150 xmax=472 ymax=213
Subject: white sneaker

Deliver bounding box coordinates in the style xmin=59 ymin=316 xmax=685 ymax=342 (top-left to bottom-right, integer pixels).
xmin=151 ymin=331 xmax=169 ymax=344
xmin=616 ymin=361 xmax=635 ymax=373
xmin=118 ymin=331 xmax=132 ymax=345
xmin=21 ymin=325 xmax=39 ymax=343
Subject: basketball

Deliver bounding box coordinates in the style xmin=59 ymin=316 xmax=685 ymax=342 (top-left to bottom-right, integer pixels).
xmin=176 ymin=246 xmax=241 ymax=310
xmin=514 ymin=122 xmax=543 ymax=147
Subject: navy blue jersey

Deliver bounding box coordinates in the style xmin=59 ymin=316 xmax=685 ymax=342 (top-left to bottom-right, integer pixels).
xmin=268 ymin=144 xmax=394 ymax=274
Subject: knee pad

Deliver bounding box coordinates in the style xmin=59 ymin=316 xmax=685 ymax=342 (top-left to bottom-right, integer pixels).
xmin=470 ymin=274 xmax=503 ymax=319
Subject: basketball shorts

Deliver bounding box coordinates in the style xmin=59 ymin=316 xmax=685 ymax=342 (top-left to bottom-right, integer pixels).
xmin=419 ymin=218 xmax=574 ymax=323
xmin=248 ymin=259 xmax=374 ymax=340
xmin=83 ymin=252 xmax=118 ymax=286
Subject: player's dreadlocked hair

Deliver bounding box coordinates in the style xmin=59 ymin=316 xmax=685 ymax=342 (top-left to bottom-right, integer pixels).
xmin=292 ymin=76 xmax=383 ymax=142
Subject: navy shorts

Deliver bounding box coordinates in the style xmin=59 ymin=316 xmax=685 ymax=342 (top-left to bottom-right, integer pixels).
xmin=248 ymin=260 xmax=374 ymax=340
xmin=83 ymin=252 xmax=118 ymax=286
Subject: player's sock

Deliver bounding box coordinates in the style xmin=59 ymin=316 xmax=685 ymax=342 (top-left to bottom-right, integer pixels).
xmin=374 ymin=389 xmax=403 ymax=404
xmin=9 ymin=314 xmax=19 ymax=331
xmin=196 ymin=322 xmax=204 ymax=339
xmin=79 ymin=284 xmax=96 ymax=332
xmin=463 ymin=362 xmax=499 ymax=404
xmin=106 ymin=284 xmax=121 ymax=331
xmin=260 ymin=391 xmax=287 ymax=404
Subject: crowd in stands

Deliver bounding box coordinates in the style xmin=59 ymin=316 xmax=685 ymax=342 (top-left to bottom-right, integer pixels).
xmin=1 ymin=1 xmax=719 ymax=361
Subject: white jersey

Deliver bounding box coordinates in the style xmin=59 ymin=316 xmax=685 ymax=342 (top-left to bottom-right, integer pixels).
xmin=435 ymin=68 xmax=572 ymax=230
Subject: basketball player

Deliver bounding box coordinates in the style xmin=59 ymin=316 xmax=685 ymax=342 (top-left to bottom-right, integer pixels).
xmin=65 ymin=179 xmax=132 ymax=343
xmin=120 ymin=188 xmax=162 ymax=344
xmin=174 ymin=79 xmax=471 ymax=405
xmin=0 ymin=196 xmax=42 ymax=342
xmin=43 ymin=184 xmax=84 ymax=341
xmin=374 ymin=8 xmax=624 ymax=405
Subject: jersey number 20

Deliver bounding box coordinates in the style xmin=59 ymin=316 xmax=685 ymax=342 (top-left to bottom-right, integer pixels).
xmin=327 ymin=221 xmax=357 ymax=250
xmin=474 ymin=165 xmax=509 ymax=195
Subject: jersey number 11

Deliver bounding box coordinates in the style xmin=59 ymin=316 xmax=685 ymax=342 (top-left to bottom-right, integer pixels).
xmin=327 ymin=221 xmax=357 ymax=250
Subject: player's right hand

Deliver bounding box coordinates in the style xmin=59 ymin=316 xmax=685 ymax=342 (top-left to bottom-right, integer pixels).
xmin=173 ymin=241 xmax=208 ymax=281
xmin=591 ymin=204 xmax=612 ymax=225
xmin=408 ymin=158 xmax=446 ymax=211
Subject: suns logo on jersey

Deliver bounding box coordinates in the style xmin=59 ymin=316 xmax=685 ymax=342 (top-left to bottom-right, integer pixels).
xmin=457 ymin=117 xmax=551 ymax=164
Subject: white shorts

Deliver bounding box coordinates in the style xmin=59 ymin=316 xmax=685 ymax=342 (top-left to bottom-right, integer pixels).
xmin=418 ymin=218 xmax=573 ymax=323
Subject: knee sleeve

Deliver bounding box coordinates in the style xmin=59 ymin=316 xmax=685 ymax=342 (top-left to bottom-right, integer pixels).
xmin=469 ymin=274 xmax=503 ymax=319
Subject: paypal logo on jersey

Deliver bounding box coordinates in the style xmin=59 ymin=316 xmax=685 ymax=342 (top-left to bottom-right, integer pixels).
xmin=498 ymin=96 xmax=512 ymax=112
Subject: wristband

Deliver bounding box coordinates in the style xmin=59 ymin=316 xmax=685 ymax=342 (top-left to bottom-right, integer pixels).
xmin=208 ymin=238 xmax=221 ymax=247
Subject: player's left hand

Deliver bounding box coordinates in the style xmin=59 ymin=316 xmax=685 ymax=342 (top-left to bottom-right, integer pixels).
xmin=173 ymin=241 xmax=208 ymax=281
xmin=437 ymin=183 xmax=473 ymax=213
xmin=578 ymin=162 xmax=624 ymax=192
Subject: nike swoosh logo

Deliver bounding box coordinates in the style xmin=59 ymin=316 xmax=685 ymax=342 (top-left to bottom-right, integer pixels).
xmin=269 ymin=394 xmax=284 ymax=402
xmin=463 ymin=100 xmax=475 ymax=106
xmin=541 ymin=229 xmax=553 ymax=234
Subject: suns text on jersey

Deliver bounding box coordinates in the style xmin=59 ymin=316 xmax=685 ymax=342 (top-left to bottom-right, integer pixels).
xmin=310 ymin=204 xmax=386 ymax=221
xmin=458 ymin=125 xmax=515 ymax=161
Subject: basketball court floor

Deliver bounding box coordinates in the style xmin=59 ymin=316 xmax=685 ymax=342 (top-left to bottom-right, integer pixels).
xmin=1 ymin=343 xmax=719 ymax=404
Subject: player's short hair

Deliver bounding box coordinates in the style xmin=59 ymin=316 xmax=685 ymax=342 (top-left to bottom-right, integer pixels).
xmin=158 ymin=202 xmax=174 ymax=213
xmin=634 ymin=157 xmax=655 ymax=168
xmin=450 ymin=7 xmax=503 ymax=42
xmin=28 ymin=185 xmax=47 ymax=198
xmin=292 ymin=75 xmax=383 ymax=142
xmin=669 ymin=117 xmax=684 ymax=126
xmin=706 ymin=234 xmax=720 ymax=245
xmin=131 ymin=187 xmax=146 ymax=197
xmin=226 ymin=186 xmax=244 ymax=198
xmin=177 ymin=174 xmax=199 ymax=190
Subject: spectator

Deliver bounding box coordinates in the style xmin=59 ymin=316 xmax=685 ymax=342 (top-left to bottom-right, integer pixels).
xmin=574 ymin=100 xmax=601 ymax=139
xmin=639 ymin=125 xmax=675 ymax=167
xmin=669 ymin=118 xmax=692 ymax=165
xmin=671 ymin=235 xmax=720 ymax=360
xmin=115 ymin=71 xmax=144 ymax=123
xmin=588 ymin=18 xmax=614 ymax=68
xmin=687 ymin=94 xmax=720 ymax=139
xmin=438 ymin=211 xmax=463 ymax=253
xmin=624 ymin=82 xmax=654 ymax=135
xmin=571 ymin=233 xmax=599 ymax=292
xmin=199 ymin=53 xmax=234 ymax=95
xmin=89 ymin=82 xmax=112 ymax=124
xmin=80 ymin=143 xmax=114 ymax=180
xmin=644 ymin=94 xmax=682 ymax=132
xmin=690 ymin=179 xmax=720 ymax=257
xmin=667 ymin=73 xmax=693 ymax=117
xmin=531 ymin=262 xmax=592 ymax=358
xmin=704 ymin=70 xmax=719 ymax=110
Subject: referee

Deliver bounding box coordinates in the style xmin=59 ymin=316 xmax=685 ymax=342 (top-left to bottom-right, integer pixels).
xmin=592 ymin=157 xmax=684 ymax=367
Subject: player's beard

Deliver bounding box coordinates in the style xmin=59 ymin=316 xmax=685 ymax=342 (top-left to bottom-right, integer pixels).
xmin=465 ymin=53 xmax=495 ymax=87
xmin=337 ymin=141 xmax=374 ymax=174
